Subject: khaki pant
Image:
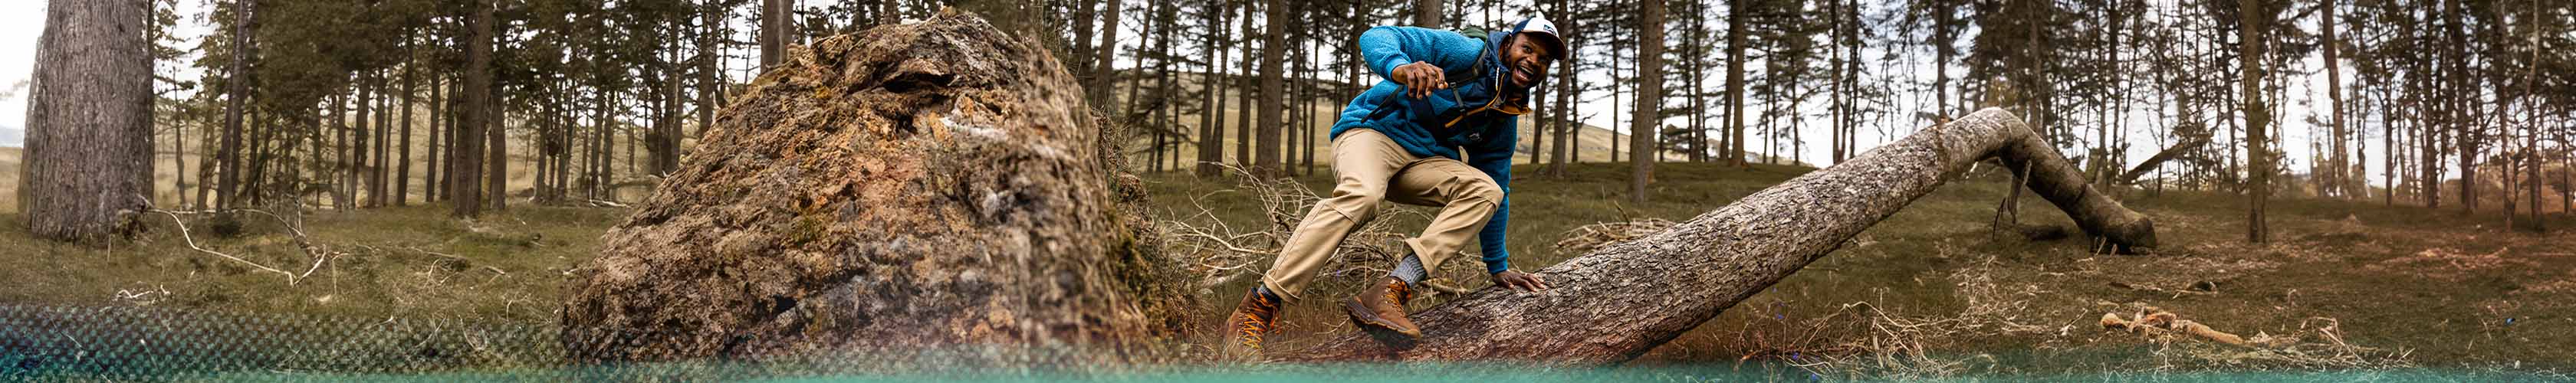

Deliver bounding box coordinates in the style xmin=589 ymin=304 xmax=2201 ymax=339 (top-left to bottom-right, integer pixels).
xmin=1260 ymin=129 xmax=1503 ymax=300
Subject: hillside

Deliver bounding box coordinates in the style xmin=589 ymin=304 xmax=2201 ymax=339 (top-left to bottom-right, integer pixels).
xmin=0 ymin=126 xmax=612 ymax=214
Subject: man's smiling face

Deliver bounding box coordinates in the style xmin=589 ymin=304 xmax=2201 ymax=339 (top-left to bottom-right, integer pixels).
xmin=1503 ymin=34 xmax=1557 ymax=88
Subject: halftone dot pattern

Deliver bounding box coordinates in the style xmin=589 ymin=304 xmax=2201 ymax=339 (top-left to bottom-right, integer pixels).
xmin=0 ymin=304 xmax=567 ymax=380
xmin=0 ymin=304 xmax=1131 ymax=381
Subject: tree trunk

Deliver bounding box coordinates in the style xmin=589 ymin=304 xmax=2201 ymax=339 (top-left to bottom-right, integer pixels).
xmin=488 ymin=87 xmax=509 ymax=211
xmin=217 ymin=0 xmax=254 ymax=210
xmin=2239 ymin=0 xmax=2269 ymax=244
xmin=353 ymin=77 xmax=373 ymax=208
xmin=398 ymin=38 xmax=416 ymax=206
xmin=331 ymin=92 xmax=353 ymax=211
xmin=1254 ymin=0 xmax=1285 ymax=175
xmin=1413 ymin=0 xmax=1441 ymax=28
xmin=2446 ymin=0 xmax=2472 ymax=214
xmin=1086 ymin=0 xmax=1124 ymax=107
xmin=1631 ymin=0 xmax=1663 ymax=203
xmin=761 ymin=0 xmax=789 ymax=68
xmin=2522 ymin=0 xmax=2542 ymax=231
xmin=1195 ymin=7 xmax=1230 ymax=178
xmin=23 ymin=0 xmax=153 ymax=243
xmin=1300 ymin=38 xmax=1318 ymax=175
xmin=1723 ymin=0 xmax=1748 ymax=166
xmin=432 ymin=76 xmax=449 ymax=202
xmin=1234 ymin=4 xmax=1254 ymax=169
xmin=1279 ymin=108 xmax=2156 ymax=363
xmin=698 ymin=4 xmax=721 ymax=141
xmin=453 ymin=0 xmax=491 ymax=218
xmin=1546 ymin=0 xmax=1572 ymax=175
xmin=2322 ymin=0 xmax=2346 ymax=200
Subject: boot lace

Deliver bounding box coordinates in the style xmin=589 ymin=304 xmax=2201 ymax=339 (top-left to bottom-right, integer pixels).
xmin=1386 ymin=280 xmax=1413 ymax=307
xmin=1234 ymin=297 xmax=1278 ymax=349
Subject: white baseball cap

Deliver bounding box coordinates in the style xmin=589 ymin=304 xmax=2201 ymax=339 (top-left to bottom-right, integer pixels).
xmin=1510 ymin=16 xmax=1569 ymax=61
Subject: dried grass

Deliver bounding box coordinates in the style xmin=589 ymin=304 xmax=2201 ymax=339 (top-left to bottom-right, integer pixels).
xmin=1734 ymin=247 xmax=2058 ymax=381
xmin=2367 ymin=247 xmax=2537 ymax=280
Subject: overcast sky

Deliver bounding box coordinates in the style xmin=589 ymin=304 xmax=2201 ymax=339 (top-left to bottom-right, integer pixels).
xmin=2 ymin=1 xmax=2380 ymax=184
xmin=2 ymin=2 xmax=44 ymax=133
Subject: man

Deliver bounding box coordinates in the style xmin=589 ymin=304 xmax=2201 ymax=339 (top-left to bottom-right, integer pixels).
xmin=1222 ymin=15 xmax=1569 ymax=357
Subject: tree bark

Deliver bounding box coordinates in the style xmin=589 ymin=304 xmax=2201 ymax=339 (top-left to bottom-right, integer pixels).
xmin=1086 ymin=0 xmax=1124 ymax=108
xmin=23 ymin=0 xmax=153 ymax=243
xmin=453 ymin=0 xmax=491 ymax=218
xmin=2322 ymin=0 xmax=2347 ymax=200
xmin=217 ymin=0 xmax=254 ymax=210
xmin=1631 ymin=0 xmax=1663 ymax=203
xmin=1546 ymin=0 xmax=1573 ymax=175
xmin=398 ymin=37 xmax=416 ymax=207
xmin=1279 ymin=108 xmax=2156 ymax=363
xmin=761 ymin=0 xmax=789 ymax=68
xmin=2239 ymin=0 xmax=2270 ymax=244
xmin=1234 ymin=5 xmax=1253 ymax=169
xmin=1413 ymin=0 xmax=1441 ymax=28
xmin=1723 ymin=0 xmax=1748 ymax=166
xmin=1254 ymin=0 xmax=1285 ymax=175
xmin=1194 ymin=6 xmax=1230 ymax=178
xmin=488 ymin=87 xmax=508 ymax=211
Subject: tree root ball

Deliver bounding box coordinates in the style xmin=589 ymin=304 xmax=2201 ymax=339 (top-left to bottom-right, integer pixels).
xmin=560 ymin=11 xmax=1188 ymax=365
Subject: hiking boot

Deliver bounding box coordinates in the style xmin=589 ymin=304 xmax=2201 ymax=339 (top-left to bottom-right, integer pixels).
xmin=1220 ymin=286 xmax=1284 ymax=359
xmin=1345 ymin=277 xmax=1421 ymax=342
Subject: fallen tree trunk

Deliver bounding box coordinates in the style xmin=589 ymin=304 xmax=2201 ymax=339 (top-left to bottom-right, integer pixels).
xmin=2117 ymin=136 xmax=2210 ymax=184
xmin=1280 ymin=108 xmax=2154 ymax=364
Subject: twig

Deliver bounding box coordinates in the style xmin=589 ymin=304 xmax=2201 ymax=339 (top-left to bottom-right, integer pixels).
xmin=147 ymin=209 xmax=300 ymax=284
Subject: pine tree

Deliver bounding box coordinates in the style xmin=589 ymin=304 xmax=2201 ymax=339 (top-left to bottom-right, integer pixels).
xmin=23 ymin=0 xmax=154 ymax=243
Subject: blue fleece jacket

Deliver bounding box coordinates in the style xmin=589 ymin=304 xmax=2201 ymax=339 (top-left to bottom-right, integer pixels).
xmin=1329 ymin=25 xmax=1531 ymax=274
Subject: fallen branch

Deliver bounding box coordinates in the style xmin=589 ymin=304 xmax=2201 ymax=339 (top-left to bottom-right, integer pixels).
xmin=2117 ymin=136 xmax=2210 ymax=185
xmin=2099 ymin=306 xmax=2248 ymax=346
xmin=135 ymin=195 xmax=343 ymax=286
xmin=2108 ymin=280 xmax=2215 ymax=297
xmin=146 ymin=208 xmax=301 ymax=284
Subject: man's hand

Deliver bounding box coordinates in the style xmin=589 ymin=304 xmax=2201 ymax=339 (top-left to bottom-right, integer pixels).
xmin=1490 ymin=269 xmax=1549 ymax=293
xmin=1392 ymin=61 xmax=1446 ymax=99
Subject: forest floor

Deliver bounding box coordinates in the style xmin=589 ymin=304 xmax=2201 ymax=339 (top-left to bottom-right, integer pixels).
xmin=2 ymin=162 xmax=2572 ymax=378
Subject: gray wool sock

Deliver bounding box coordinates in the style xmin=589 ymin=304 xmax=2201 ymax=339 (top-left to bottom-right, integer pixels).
xmin=1252 ymin=285 xmax=1281 ymax=302
xmin=1389 ymin=253 xmax=1427 ymax=284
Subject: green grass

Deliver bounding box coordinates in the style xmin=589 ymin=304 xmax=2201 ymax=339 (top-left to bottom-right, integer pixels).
xmin=0 ymin=204 xmax=617 ymax=323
